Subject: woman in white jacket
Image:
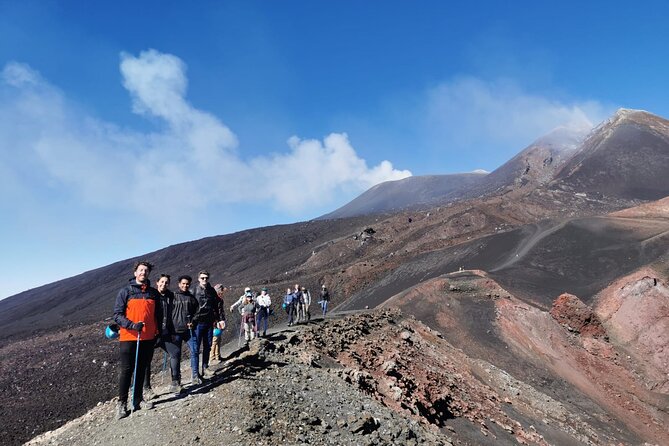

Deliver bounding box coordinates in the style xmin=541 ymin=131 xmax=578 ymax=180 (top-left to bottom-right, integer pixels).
xmin=255 ymin=287 xmax=271 ymax=337
xmin=300 ymin=286 xmax=311 ymax=322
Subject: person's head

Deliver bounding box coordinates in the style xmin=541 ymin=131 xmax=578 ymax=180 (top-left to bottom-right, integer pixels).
xmin=214 ymin=283 xmax=225 ymax=296
xmin=244 ymin=286 xmax=252 ymax=297
xmin=156 ymin=274 xmax=171 ymax=293
xmin=294 ymin=283 xmax=299 ymax=290
xmin=301 ymin=286 xmax=306 ymax=291
xmin=197 ymin=270 xmax=210 ymax=287
xmin=133 ymin=261 xmax=153 ymax=284
xmin=286 ymin=287 xmax=292 ymax=294
xmin=178 ymin=275 xmax=192 ymax=292
xmin=261 ymin=287 xmax=268 ymax=295
xmin=244 ymin=294 xmax=253 ymax=303
xmin=322 ymin=284 xmax=326 ymax=290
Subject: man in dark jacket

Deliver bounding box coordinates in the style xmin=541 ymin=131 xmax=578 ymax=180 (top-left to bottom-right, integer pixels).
xmin=188 ymin=270 xmax=221 ymax=382
xmin=112 ymin=260 xmax=162 ymax=419
xmin=143 ymin=273 xmax=174 ymax=399
xmin=159 ymin=275 xmax=199 ymax=394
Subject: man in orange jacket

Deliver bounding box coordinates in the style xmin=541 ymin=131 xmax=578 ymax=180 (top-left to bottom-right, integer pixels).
xmin=112 ymin=260 xmax=162 ymax=419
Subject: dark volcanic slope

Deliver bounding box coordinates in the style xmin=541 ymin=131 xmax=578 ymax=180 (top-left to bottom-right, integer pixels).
xmin=551 ymin=109 xmax=669 ymax=200
xmin=320 ymin=173 xmax=488 ymax=220
xmin=339 ymin=206 xmax=669 ymax=311
xmin=0 ymin=216 xmax=375 ymax=343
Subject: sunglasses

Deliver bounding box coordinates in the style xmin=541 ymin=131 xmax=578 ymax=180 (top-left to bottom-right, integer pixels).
xmin=199 ymin=276 xmax=209 ymax=280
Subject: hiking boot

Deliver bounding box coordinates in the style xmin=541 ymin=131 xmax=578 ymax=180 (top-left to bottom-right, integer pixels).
xmin=168 ymin=381 xmax=182 ymax=395
xmin=203 ymin=369 xmax=214 ymax=379
xmin=115 ymin=401 xmax=128 ymax=420
xmin=132 ymin=400 xmax=154 ymax=411
xmin=191 ymin=375 xmax=202 ymax=385
xmin=143 ymin=387 xmax=156 ymax=401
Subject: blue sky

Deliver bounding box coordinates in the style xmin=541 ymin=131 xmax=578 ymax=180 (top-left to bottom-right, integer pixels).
xmin=1 ymin=0 xmax=669 ymax=299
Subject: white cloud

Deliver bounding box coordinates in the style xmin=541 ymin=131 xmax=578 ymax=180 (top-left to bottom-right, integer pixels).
xmin=0 ymin=49 xmax=411 ymax=223
xmin=422 ymin=76 xmax=612 ymax=152
xmin=250 ymin=133 xmax=411 ymax=208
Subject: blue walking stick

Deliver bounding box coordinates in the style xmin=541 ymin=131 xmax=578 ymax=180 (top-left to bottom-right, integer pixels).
xmin=131 ymin=326 xmax=142 ymax=411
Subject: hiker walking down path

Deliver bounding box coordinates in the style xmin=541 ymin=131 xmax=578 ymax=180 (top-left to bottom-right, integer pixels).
xmin=160 ymin=275 xmax=198 ymax=395
xmin=143 ymin=274 xmax=173 ymax=400
xmin=188 ymin=270 xmax=222 ymax=382
xmin=112 ymin=261 xmax=162 ymax=419
xmin=319 ymin=285 xmax=330 ymax=318
xmin=255 ymin=287 xmax=271 ymax=337
xmin=209 ymin=284 xmax=227 ymax=363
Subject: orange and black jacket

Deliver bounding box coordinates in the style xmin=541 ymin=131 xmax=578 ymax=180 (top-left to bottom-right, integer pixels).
xmin=113 ymin=278 xmax=162 ymax=342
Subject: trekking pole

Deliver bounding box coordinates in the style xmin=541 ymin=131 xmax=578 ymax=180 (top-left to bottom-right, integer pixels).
xmin=131 ymin=328 xmax=141 ymax=411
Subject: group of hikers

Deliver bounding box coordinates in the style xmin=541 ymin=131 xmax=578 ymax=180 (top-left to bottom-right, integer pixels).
xmin=111 ymin=261 xmax=332 ymax=420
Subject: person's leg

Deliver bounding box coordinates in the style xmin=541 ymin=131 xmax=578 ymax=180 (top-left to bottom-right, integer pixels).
xmin=258 ymin=307 xmax=269 ymax=336
xmin=209 ymin=334 xmax=219 ymax=362
xmin=118 ymin=341 xmax=134 ymax=405
xmin=132 ymin=340 xmax=154 ymax=409
xmin=201 ymin=325 xmax=213 ymax=373
xmin=164 ymin=336 xmax=182 ymax=382
xmin=244 ymin=321 xmax=251 ymax=341
xmin=142 ymin=339 xmax=156 ymax=394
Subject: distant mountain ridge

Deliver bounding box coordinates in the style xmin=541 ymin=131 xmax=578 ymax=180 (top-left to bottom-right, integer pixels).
xmin=322 ymin=109 xmax=669 ymax=219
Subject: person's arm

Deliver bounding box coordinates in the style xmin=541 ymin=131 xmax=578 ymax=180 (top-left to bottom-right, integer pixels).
xmin=230 ymin=295 xmax=243 ymax=312
xmin=113 ymin=288 xmax=132 ymax=328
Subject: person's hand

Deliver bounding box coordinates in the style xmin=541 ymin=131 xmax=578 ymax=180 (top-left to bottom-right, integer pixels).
xmin=229 ymin=306 xmax=234 ymax=312
xmin=218 ymin=321 xmax=226 ymax=330
xmin=131 ymin=321 xmax=144 ymax=331
xmin=187 ymin=322 xmax=193 ymax=330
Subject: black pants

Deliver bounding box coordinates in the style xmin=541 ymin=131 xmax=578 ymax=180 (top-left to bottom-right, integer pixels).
xmin=119 ymin=339 xmax=154 ymax=407
xmin=144 ymin=333 xmax=190 ymax=384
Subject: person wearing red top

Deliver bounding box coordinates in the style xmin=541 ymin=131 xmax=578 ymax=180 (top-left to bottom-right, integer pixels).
xmin=112 ymin=260 xmax=162 ymax=419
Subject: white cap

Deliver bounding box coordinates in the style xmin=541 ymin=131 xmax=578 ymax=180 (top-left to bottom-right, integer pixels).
xmin=244 ymin=286 xmax=251 ymax=292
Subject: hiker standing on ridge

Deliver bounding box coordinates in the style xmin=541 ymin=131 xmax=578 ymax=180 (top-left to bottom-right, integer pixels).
xmin=161 ymin=275 xmax=199 ymax=395
xmin=112 ymin=260 xmax=162 ymax=419
xmin=209 ymin=284 xmax=227 ymax=364
xmin=189 ymin=270 xmax=221 ymax=382
xmin=319 ymin=284 xmax=330 ymax=318
xmin=255 ymin=287 xmax=271 ymax=337
xmin=143 ymin=273 xmax=173 ymax=400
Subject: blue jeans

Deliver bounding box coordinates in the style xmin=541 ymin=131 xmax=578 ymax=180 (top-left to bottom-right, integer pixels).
xmin=321 ymin=300 xmax=329 ymax=317
xmin=256 ymin=307 xmax=270 ymax=334
xmin=188 ymin=324 xmax=212 ymax=377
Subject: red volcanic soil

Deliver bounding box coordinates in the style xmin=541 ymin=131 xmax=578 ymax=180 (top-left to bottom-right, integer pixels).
xmin=549 ymin=293 xmax=607 ymax=338
xmin=382 ymin=271 xmax=669 ymax=445
xmin=594 ymin=267 xmax=669 ymax=394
